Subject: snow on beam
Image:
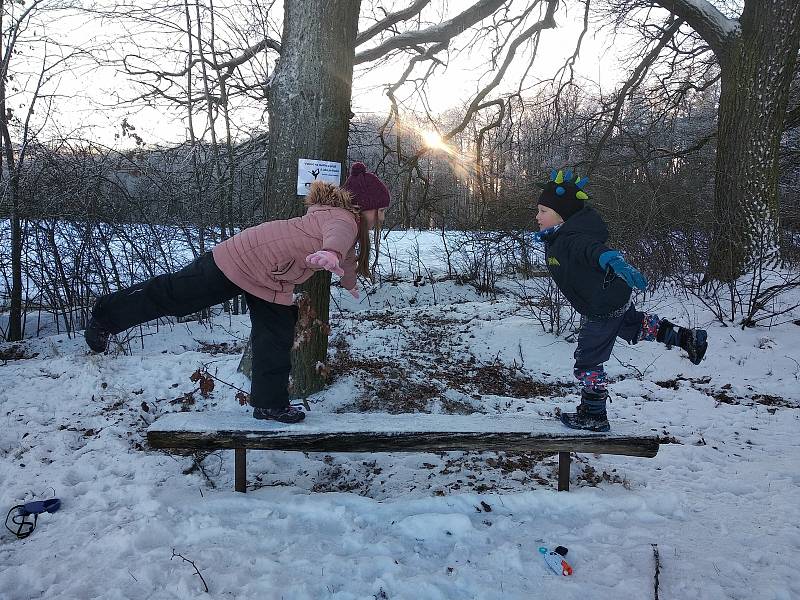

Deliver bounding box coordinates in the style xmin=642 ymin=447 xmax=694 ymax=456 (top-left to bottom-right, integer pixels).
xmin=147 ymin=411 xmax=660 ymax=458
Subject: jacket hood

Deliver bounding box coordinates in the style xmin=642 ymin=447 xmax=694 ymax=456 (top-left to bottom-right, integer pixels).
xmin=560 ymin=206 xmax=609 ymax=242
xmin=305 ymin=180 xmax=358 ymax=215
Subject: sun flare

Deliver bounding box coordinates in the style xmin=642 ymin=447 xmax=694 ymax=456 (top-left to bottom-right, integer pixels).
xmin=422 ymin=130 xmax=445 ymax=149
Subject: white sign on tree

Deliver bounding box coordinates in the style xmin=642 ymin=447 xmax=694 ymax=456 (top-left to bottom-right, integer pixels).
xmin=297 ymin=159 xmax=341 ymax=195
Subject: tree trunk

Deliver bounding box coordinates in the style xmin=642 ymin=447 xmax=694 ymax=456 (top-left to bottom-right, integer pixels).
xmin=238 ymin=0 xmax=361 ymax=398
xmin=707 ymin=0 xmax=800 ymax=281
xmin=1 ymin=114 xmax=23 ymax=341
xmin=7 ymin=201 xmax=23 ymax=341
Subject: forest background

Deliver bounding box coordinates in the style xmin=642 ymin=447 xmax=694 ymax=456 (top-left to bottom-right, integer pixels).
xmin=1 ymin=0 xmax=798 ymax=367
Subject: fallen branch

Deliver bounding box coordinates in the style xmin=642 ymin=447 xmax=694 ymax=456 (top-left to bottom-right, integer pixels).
xmin=172 ymin=549 xmax=209 ymax=593
xmin=652 ymin=543 xmax=661 ymax=600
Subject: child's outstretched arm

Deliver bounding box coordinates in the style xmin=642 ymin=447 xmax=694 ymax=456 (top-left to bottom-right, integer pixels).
xmin=598 ymin=251 xmax=648 ymax=290
xmin=562 ymin=232 xmax=646 ymax=290
xmin=307 ymin=211 xmax=358 ymax=276
xmin=306 ymin=250 xmax=344 ymax=276
xmin=308 ymin=211 xmax=360 ymax=296
xmin=319 ymin=212 xmax=359 ymax=260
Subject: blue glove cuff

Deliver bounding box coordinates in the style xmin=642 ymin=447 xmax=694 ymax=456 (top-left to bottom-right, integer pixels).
xmin=598 ymin=250 xmax=622 ymax=270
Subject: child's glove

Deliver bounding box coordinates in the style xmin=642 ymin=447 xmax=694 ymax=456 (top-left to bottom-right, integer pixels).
xmin=599 ymin=250 xmax=648 ymax=290
xmin=305 ymin=250 xmax=344 ymax=276
xmin=348 ymin=288 xmax=360 ymax=300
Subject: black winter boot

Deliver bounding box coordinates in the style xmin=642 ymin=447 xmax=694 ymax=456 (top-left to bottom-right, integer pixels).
xmin=84 ymin=316 xmax=111 ymax=353
xmin=657 ymin=319 xmax=708 ymax=365
xmin=252 ymin=405 xmax=306 ymax=424
xmin=560 ymin=389 xmax=610 ymax=432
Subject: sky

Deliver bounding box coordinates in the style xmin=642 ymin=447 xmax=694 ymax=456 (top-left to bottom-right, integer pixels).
xmin=10 ymin=1 xmax=636 ymax=150
xmin=1 ymin=228 xmax=799 ymax=599
xmin=350 ymin=2 xmax=628 ymax=118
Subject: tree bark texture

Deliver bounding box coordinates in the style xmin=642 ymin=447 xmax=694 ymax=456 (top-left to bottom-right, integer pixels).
xmin=263 ymin=0 xmax=361 ymax=221
xmin=707 ymin=0 xmax=800 ymax=281
xmin=239 ymin=0 xmax=361 ymax=397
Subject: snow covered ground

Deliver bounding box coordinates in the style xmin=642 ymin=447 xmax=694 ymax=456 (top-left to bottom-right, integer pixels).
xmin=1 ymin=231 xmax=799 ymax=599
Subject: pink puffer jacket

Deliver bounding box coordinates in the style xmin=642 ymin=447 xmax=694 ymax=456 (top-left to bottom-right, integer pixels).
xmin=212 ymin=183 xmax=359 ymax=305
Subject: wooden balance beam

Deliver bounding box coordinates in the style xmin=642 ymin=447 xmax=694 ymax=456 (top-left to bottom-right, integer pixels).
xmin=147 ymin=412 xmax=660 ymax=492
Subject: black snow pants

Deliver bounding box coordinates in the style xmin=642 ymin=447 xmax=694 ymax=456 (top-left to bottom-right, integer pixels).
xmin=92 ymin=252 xmax=297 ymax=410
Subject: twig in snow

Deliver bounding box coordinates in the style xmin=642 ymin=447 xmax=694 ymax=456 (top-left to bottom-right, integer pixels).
xmin=785 ymin=355 xmax=800 ymax=380
xmin=652 ymin=543 xmax=661 ymax=600
xmin=197 ymin=364 xmax=249 ymax=395
xmin=171 ymin=549 xmax=209 ymax=593
xmin=611 ymin=349 xmax=658 ymax=380
xmin=182 ymin=451 xmax=220 ymax=488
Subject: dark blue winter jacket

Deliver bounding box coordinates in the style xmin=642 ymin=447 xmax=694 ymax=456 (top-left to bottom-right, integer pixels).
xmin=541 ymin=206 xmax=631 ymax=317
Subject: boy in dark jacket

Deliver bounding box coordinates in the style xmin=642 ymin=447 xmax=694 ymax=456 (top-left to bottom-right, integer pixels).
xmin=534 ymin=169 xmax=708 ymax=432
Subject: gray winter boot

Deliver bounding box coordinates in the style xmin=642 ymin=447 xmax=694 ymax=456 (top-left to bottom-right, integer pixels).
xmin=657 ymin=319 xmax=708 ymax=365
xmin=252 ymin=405 xmax=306 ymax=423
xmin=560 ymin=389 xmax=610 ymax=432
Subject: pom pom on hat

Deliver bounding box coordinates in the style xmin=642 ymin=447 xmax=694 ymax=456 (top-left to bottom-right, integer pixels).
xmin=344 ymin=162 xmax=390 ymax=211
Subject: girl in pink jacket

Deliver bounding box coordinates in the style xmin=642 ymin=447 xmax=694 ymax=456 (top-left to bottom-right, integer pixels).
xmin=84 ymin=163 xmax=391 ymax=423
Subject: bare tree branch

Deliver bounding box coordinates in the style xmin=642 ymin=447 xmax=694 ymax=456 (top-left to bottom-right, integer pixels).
xmin=356 ymin=0 xmax=432 ymax=47
xmin=589 ymin=16 xmax=684 ymax=174
xmin=651 ymin=131 xmax=717 ymax=160
xmin=653 ymin=0 xmax=738 ymax=57
xmin=476 ymin=98 xmax=505 ymax=204
xmin=355 ymin=0 xmax=511 ymax=65
xmin=124 ymin=36 xmax=280 ymax=79
xmin=386 ymin=0 xmax=559 ymax=214
xmin=0 ymin=0 xmax=49 ymax=79
xmin=444 ymin=0 xmax=558 ymax=140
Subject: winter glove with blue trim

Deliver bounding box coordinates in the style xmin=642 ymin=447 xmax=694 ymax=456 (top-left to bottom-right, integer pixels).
xmin=598 ymin=250 xmax=648 ymax=290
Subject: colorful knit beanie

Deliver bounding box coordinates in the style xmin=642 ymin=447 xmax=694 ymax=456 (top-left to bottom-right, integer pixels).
xmin=343 ymin=162 xmax=391 ymax=211
xmin=537 ymin=168 xmax=590 ymax=221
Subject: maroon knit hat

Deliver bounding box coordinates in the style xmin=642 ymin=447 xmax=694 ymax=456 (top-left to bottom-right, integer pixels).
xmin=343 ymin=162 xmax=390 ymax=211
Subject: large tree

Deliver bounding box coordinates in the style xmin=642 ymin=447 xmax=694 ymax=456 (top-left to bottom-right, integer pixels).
xmin=257 ymin=0 xmax=362 ymax=396
xmin=598 ymin=0 xmax=800 ymax=282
